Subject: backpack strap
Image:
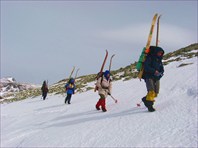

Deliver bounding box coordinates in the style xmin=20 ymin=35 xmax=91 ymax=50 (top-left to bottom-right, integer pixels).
xmin=100 ymin=75 xmax=103 ymax=84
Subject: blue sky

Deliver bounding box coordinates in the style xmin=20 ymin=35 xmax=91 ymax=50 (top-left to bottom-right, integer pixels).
xmin=1 ymin=1 xmax=197 ymax=84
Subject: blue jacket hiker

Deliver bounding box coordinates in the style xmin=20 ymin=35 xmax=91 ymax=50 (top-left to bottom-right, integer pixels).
xmin=142 ymin=46 xmax=164 ymax=112
xmin=65 ymin=78 xmax=76 ymax=104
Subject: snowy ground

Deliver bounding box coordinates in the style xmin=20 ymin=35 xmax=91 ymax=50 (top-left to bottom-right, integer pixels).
xmin=1 ymin=57 xmax=197 ymax=147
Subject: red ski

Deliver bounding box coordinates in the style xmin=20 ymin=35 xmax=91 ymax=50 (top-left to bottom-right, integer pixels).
xmin=94 ymin=50 xmax=108 ymax=92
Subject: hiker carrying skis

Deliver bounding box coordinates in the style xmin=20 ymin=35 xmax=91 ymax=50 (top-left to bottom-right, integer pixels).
xmin=141 ymin=46 xmax=164 ymax=112
xmin=95 ymin=70 xmax=112 ymax=112
xmin=41 ymin=80 xmax=48 ymax=100
xmin=65 ymin=78 xmax=76 ymax=104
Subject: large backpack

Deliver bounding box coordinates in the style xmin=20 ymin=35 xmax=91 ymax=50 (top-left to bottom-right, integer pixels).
xmin=136 ymin=46 xmax=164 ymax=80
xmin=136 ymin=46 xmax=163 ymax=71
xmin=147 ymin=46 xmax=164 ymax=56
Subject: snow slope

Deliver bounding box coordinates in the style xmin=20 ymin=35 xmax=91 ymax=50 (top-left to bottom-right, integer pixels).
xmin=1 ymin=57 xmax=197 ymax=147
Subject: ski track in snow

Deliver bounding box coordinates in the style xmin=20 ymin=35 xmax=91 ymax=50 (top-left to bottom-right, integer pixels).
xmin=1 ymin=57 xmax=198 ymax=147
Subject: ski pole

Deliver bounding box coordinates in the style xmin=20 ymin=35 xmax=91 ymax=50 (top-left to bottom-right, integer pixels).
xmin=137 ymin=100 xmax=142 ymax=107
xmin=109 ymin=94 xmax=118 ymax=103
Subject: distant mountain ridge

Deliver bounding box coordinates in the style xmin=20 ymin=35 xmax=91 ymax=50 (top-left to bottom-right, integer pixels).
xmin=0 ymin=43 xmax=197 ymax=103
xmin=0 ymin=77 xmax=39 ymax=99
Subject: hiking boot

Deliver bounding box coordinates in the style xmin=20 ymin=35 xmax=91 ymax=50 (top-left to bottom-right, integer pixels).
xmin=96 ymin=106 xmax=100 ymax=110
xmin=148 ymin=106 xmax=155 ymax=112
xmin=142 ymin=97 xmax=149 ymax=108
xmin=102 ymin=108 xmax=107 ymax=112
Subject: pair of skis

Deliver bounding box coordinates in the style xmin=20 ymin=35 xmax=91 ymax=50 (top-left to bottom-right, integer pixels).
xmin=137 ymin=13 xmax=162 ymax=80
xmin=68 ymin=66 xmax=80 ymax=82
xmin=95 ymin=50 xmax=115 ymax=80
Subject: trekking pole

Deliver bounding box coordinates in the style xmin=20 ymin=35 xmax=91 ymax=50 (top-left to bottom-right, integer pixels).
xmin=137 ymin=100 xmax=142 ymax=107
xmin=109 ymin=94 xmax=118 ymax=103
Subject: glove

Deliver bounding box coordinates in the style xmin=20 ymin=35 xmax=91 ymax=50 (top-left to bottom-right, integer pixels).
xmin=155 ymin=72 xmax=163 ymax=77
xmin=154 ymin=72 xmax=164 ymax=80
xmin=154 ymin=70 xmax=163 ymax=76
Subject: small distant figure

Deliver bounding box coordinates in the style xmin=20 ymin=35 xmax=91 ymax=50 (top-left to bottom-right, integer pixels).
xmin=65 ymin=78 xmax=76 ymax=104
xmin=41 ymin=81 xmax=48 ymax=100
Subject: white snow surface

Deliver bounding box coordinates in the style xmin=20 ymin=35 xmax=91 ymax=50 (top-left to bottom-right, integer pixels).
xmin=0 ymin=77 xmax=16 ymax=83
xmin=1 ymin=57 xmax=198 ymax=147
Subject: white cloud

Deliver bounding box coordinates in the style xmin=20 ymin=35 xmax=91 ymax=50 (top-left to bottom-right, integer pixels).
xmin=99 ymin=24 xmax=149 ymax=44
xmin=159 ymin=23 xmax=196 ymax=50
xmin=99 ymin=23 xmax=196 ymax=51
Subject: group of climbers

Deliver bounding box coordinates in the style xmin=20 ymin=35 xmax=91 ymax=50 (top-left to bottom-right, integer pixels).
xmin=41 ymin=46 xmax=164 ymax=113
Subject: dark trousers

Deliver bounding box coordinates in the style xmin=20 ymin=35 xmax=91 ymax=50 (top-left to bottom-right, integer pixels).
xmin=145 ymin=79 xmax=160 ymax=94
xmin=42 ymin=92 xmax=47 ymax=100
xmin=65 ymin=94 xmax=72 ymax=104
xmin=142 ymin=79 xmax=159 ymax=112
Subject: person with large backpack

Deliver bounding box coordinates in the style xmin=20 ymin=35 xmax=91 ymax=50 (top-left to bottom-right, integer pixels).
xmin=65 ymin=78 xmax=76 ymax=104
xmin=95 ymin=70 xmax=112 ymax=112
xmin=41 ymin=81 xmax=48 ymax=100
xmin=141 ymin=46 xmax=164 ymax=112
